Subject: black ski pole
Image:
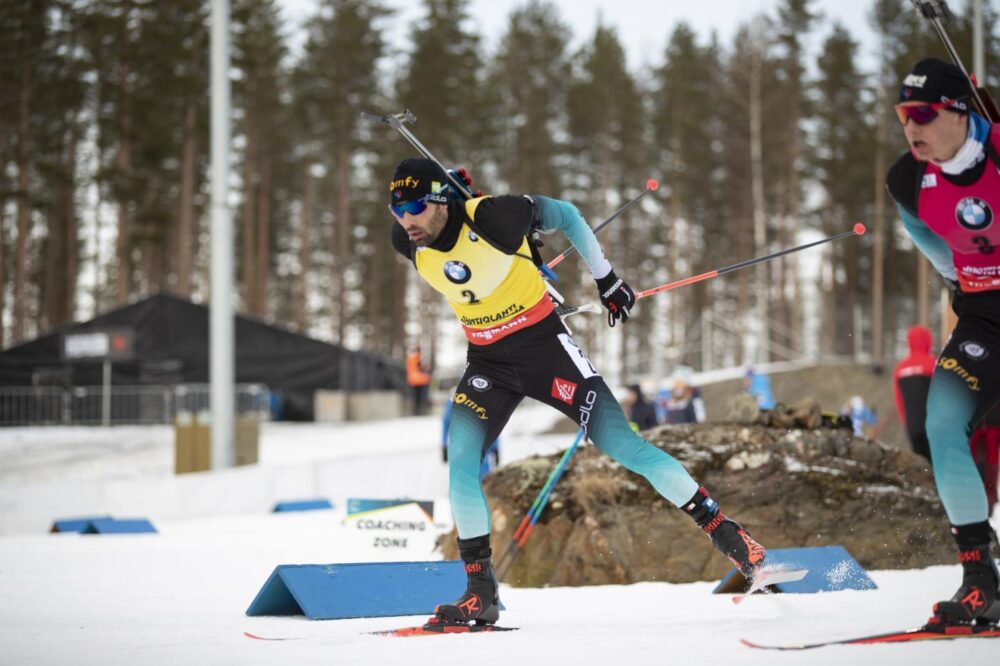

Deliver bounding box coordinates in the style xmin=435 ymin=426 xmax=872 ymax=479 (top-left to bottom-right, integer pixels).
xmin=546 ymin=179 xmax=660 ymax=270
xmin=910 ymin=1 xmax=1000 ymax=121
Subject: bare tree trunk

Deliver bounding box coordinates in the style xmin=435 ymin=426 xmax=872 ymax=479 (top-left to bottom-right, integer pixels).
xmin=65 ymin=121 xmax=79 ymax=324
xmin=845 ymin=217 xmax=858 ymax=357
xmin=45 ymin=187 xmax=67 ymax=330
xmin=668 ymin=101 xmax=682 ymax=359
xmin=820 ymin=211 xmax=835 ymax=356
xmin=255 ymin=155 xmax=271 ymax=317
xmin=43 ymin=117 xmax=79 ymax=330
xmin=141 ymin=173 xmax=166 ymax=295
xmin=368 ymin=236 xmax=384 ymax=352
xmin=423 ymin=282 xmax=439 ymax=375
xmin=242 ymin=110 xmax=258 ymax=313
xmin=176 ymin=100 xmax=197 ymax=297
xmin=295 ymin=167 xmax=316 ymax=332
xmin=0 ymin=199 xmax=6 ymax=348
xmin=13 ymin=37 xmax=32 ymax=342
xmin=114 ymin=59 xmax=132 ymax=305
xmin=92 ymin=186 xmax=104 ymax=314
xmin=872 ymin=105 xmax=887 ymax=365
xmin=748 ymin=41 xmax=768 ymax=364
xmin=334 ymin=141 xmax=350 ymax=344
xmin=391 ymin=258 xmax=407 ymax=359
xmin=884 ymin=221 xmax=900 ymax=358
xmin=787 ymin=118 xmax=802 ymax=358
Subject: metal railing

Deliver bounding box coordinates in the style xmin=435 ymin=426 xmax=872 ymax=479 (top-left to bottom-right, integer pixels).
xmin=0 ymin=384 xmax=272 ymax=427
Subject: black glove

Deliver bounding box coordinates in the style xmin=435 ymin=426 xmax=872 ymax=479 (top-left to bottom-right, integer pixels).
xmin=596 ymin=270 xmax=636 ymax=327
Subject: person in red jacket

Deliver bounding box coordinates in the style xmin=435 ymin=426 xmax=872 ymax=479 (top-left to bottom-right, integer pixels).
xmin=893 ymin=324 xmax=937 ymax=461
xmin=969 ymin=405 xmax=1000 ymax=517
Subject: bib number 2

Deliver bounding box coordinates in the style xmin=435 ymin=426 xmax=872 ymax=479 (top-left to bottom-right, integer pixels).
xmin=558 ymin=333 xmax=599 ymax=379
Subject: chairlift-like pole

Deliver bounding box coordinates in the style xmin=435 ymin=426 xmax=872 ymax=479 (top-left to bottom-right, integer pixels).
xmin=210 ymin=0 xmax=235 ymax=469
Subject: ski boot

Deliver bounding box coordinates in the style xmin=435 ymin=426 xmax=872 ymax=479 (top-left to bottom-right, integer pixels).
xmin=434 ymin=535 xmax=500 ymax=626
xmin=930 ymin=522 xmax=1000 ymax=627
xmin=683 ymin=486 xmax=767 ymax=580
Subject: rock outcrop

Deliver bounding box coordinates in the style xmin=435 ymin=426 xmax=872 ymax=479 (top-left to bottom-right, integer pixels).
xmin=443 ymin=423 xmax=953 ymax=587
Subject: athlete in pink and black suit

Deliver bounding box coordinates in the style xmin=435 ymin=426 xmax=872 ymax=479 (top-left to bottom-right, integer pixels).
xmin=886 ymin=58 xmax=1000 ymax=625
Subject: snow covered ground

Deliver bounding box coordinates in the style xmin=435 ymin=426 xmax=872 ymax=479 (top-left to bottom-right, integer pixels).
xmin=1 ymin=404 xmax=996 ymax=664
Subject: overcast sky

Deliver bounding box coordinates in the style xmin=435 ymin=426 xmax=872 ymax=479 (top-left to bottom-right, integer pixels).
xmin=280 ymin=0 xmax=883 ymax=72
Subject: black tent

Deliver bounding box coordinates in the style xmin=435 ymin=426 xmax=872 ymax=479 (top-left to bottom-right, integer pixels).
xmin=0 ymin=293 xmax=405 ymax=420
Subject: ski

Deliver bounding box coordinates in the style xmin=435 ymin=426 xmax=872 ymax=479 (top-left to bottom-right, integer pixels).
xmin=370 ymin=617 xmax=518 ymax=637
xmin=243 ymin=631 xmax=306 ymax=641
xmin=732 ymin=568 xmax=809 ymax=605
xmin=741 ymin=622 xmax=1000 ymax=650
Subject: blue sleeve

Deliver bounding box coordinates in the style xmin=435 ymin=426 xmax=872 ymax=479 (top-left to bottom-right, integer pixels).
xmin=533 ymin=196 xmax=612 ymax=279
xmin=896 ymin=203 xmax=957 ymax=281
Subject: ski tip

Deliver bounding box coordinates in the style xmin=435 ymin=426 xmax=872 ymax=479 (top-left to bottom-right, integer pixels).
xmin=244 ymin=631 xmax=304 ymax=641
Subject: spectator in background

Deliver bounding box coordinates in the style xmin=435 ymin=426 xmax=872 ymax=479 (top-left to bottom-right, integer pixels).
xmin=969 ymin=405 xmax=1000 ymax=517
xmin=744 ymin=367 xmax=775 ymax=411
xmin=623 ymin=384 xmax=658 ymax=431
xmin=406 ymin=346 xmax=432 ymax=416
xmin=841 ymin=395 xmax=877 ymax=438
xmin=269 ymin=390 xmax=285 ymax=422
xmin=893 ymin=324 xmax=936 ymax=460
xmin=662 ymin=366 xmax=706 ymax=424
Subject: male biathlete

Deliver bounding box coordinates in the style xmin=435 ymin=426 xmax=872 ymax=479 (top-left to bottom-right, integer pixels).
xmin=886 ymin=57 xmax=1000 ymax=626
xmin=388 ymin=157 xmax=768 ymax=626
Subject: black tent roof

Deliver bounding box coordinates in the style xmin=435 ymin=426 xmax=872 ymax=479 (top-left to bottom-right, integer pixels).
xmin=0 ymin=293 xmax=405 ymax=420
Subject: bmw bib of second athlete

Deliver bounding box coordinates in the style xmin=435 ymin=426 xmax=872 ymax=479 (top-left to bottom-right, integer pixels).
xmin=918 ymin=125 xmax=1000 ymax=293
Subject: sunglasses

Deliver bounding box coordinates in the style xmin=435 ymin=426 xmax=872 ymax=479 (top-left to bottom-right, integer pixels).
xmin=387 ymin=192 xmax=446 ymax=219
xmin=894 ymin=99 xmax=962 ymax=125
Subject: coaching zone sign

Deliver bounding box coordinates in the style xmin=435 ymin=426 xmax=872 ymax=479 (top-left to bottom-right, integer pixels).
xmin=343 ymin=499 xmax=440 ymax=554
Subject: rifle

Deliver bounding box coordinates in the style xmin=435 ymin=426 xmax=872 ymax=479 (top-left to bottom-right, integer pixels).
xmin=363 ymin=109 xmax=560 ymax=283
xmin=911 ymin=0 xmax=1000 ymax=121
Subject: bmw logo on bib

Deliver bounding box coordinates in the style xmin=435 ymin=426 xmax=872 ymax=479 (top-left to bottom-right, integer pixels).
xmin=444 ymin=261 xmax=471 ymax=284
xmin=955 ymin=197 xmax=994 ymax=231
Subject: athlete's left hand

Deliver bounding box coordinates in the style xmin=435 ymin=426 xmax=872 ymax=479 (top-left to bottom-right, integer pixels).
xmin=596 ymin=270 xmax=636 ymax=327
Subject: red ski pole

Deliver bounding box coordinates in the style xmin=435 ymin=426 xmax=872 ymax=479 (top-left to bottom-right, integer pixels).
xmin=635 ymin=223 xmax=866 ymax=300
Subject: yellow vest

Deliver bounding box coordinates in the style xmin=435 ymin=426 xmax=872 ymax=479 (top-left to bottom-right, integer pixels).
xmin=415 ymin=198 xmax=551 ymax=344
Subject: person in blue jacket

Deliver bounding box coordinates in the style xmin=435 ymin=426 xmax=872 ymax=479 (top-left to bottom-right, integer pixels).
xmin=744 ymin=367 xmax=775 ymax=411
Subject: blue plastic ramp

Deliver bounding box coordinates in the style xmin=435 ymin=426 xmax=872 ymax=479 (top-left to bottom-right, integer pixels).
xmin=272 ymin=499 xmax=333 ymax=512
xmin=82 ymin=518 xmax=158 ymax=534
xmin=50 ymin=516 xmax=113 ymax=533
xmin=246 ymin=560 xmax=502 ymax=620
xmin=713 ymin=545 xmax=877 ymax=594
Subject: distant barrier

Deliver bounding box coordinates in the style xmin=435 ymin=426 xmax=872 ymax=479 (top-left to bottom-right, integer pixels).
xmin=0 ymin=383 xmax=271 ymax=427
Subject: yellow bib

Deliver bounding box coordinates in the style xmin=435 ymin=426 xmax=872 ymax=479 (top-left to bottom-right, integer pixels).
xmin=415 ymin=198 xmax=548 ymax=332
